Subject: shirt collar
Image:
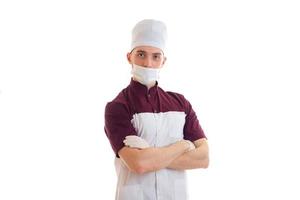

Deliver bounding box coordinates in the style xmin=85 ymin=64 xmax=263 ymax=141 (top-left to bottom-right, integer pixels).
xmin=129 ymin=78 xmax=158 ymax=96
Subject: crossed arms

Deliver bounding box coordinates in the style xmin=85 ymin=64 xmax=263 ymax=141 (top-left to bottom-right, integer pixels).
xmin=118 ymin=137 xmax=209 ymax=174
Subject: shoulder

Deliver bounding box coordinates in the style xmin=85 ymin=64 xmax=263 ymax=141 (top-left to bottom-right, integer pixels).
xmin=105 ymin=87 xmax=131 ymax=116
xmin=166 ymin=91 xmax=186 ymax=101
xmin=157 ymin=87 xmax=191 ymax=112
xmin=161 ymin=87 xmax=190 ymax=105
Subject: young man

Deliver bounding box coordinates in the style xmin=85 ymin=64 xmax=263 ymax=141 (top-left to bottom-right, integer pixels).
xmin=104 ymin=19 xmax=209 ymax=200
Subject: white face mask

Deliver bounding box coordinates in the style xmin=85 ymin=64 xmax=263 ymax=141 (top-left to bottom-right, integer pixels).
xmin=131 ymin=64 xmax=161 ymax=86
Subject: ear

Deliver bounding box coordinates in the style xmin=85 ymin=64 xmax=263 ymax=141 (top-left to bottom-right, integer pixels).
xmin=127 ymin=52 xmax=132 ymax=64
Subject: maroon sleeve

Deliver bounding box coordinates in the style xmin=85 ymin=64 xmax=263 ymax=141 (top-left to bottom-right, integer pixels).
xmin=104 ymin=101 xmax=137 ymax=157
xmin=182 ymin=97 xmax=206 ymax=142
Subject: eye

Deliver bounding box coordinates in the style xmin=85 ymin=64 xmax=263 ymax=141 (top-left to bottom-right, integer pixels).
xmin=137 ymin=53 xmax=145 ymax=58
xmin=153 ymin=54 xmax=162 ymax=60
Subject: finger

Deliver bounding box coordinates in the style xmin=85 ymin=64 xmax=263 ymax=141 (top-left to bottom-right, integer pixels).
xmin=124 ymin=138 xmax=139 ymax=144
xmin=123 ymin=139 xmax=133 ymax=146
xmin=124 ymin=140 xmax=138 ymax=147
xmin=125 ymin=135 xmax=141 ymax=140
xmin=125 ymin=135 xmax=138 ymax=138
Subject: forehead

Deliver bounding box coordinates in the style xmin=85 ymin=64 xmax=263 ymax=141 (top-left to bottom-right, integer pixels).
xmin=132 ymin=46 xmax=163 ymax=54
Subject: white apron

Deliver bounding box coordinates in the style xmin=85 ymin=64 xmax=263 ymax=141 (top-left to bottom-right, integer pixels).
xmin=115 ymin=111 xmax=189 ymax=200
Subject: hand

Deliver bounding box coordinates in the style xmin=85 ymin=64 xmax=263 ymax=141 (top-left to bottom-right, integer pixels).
xmin=123 ymin=135 xmax=150 ymax=149
xmin=183 ymin=140 xmax=195 ymax=151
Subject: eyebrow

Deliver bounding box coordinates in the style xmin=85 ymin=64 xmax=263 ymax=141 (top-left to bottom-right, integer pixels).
xmin=135 ymin=50 xmax=162 ymax=56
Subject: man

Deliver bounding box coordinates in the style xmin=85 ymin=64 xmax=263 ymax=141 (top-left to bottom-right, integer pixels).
xmin=104 ymin=19 xmax=209 ymax=200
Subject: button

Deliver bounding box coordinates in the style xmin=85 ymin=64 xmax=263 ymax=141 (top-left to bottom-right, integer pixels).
xmin=154 ymin=110 xmax=157 ymax=113
xmin=148 ymin=94 xmax=151 ymax=97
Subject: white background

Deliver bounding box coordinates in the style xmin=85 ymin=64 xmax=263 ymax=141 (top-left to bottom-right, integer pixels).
xmin=1 ymin=0 xmax=299 ymax=199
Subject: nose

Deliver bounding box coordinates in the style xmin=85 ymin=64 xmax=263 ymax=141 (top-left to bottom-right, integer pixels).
xmin=143 ymin=57 xmax=153 ymax=68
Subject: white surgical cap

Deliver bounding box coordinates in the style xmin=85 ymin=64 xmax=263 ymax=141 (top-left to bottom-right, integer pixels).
xmin=131 ymin=19 xmax=167 ymax=53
